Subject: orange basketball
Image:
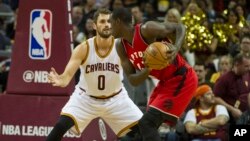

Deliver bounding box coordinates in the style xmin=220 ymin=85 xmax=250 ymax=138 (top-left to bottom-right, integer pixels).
xmin=144 ymin=42 xmax=171 ymax=70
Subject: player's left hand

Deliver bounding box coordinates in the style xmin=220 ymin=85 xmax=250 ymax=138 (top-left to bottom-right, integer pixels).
xmin=164 ymin=43 xmax=177 ymax=63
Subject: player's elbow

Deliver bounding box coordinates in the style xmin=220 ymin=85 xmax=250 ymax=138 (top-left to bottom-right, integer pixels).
xmin=128 ymin=79 xmax=140 ymax=86
xmin=127 ymin=76 xmax=141 ymax=86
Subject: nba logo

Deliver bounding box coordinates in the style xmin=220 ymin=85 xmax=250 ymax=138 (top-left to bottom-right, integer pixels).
xmin=29 ymin=9 xmax=52 ymax=60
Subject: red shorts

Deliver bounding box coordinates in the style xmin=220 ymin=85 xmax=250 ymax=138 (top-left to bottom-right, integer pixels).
xmin=148 ymin=67 xmax=198 ymax=120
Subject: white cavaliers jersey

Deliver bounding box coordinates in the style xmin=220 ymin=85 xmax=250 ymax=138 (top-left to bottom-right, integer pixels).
xmin=76 ymin=37 xmax=124 ymax=97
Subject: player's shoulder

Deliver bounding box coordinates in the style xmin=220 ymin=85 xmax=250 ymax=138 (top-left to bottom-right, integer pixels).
xmin=85 ymin=36 xmax=95 ymax=44
xmin=114 ymin=38 xmax=123 ymax=48
xmin=114 ymin=37 xmax=120 ymax=43
xmin=113 ymin=38 xmax=127 ymax=58
xmin=141 ymin=21 xmax=161 ymax=29
xmin=74 ymin=40 xmax=89 ymax=53
xmin=114 ymin=37 xmax=121 ymax=43
xmin=141 ymin=21 xmax=163 ymax=39
xmin=81 ymin=36 xmax=97 ymax=49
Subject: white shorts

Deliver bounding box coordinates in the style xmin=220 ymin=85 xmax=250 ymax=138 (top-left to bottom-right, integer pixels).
xmin=61 ymin=87 xmax=143 ymax=137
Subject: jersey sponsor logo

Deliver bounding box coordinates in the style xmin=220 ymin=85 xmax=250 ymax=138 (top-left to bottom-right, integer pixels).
xmin=23 ymin=70 xmax=49 ymax=83
xmin=98 ymin=119 xmax=107 ymax=140
xmin=29 ymin=9 xmax=52 ymax=60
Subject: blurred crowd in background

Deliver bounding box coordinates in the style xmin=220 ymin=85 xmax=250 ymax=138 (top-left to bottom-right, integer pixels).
xmin=1 ymin=0 xmax=250 ymax=140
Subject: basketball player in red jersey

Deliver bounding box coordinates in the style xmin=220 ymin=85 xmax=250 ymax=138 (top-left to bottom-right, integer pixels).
xmin=110 ymin=7 xmax=198 ymax=141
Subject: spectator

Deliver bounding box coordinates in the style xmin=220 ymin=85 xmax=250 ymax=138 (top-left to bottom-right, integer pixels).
xmin=131 ymin=5 xmax=145 ymax=25
xmin=164 ymin=8 xmax=181 ymax=24
xmin=78 ymin=0 xmax=97 ymax=32
xmin=72 ymin=5 xmax=83 ymax=28
xmin=193 ymin=62 xmax=214 ymax=87
xmin=142 ymin=1 xmax=158 ymax=21
xmin=235 ymin=35 xmax=250 ymax=125
xmin=210 ymin=55 xmax=233 ymax=84
xmin=234 ymin=4 xmax=247 ymax=28
xmin=72 ymin=25 xmax=80 ymax=47
xmin=226 ymin=9 xmax=241 ymax=56
xmin=239 ymin=33 xmax=250 ymax=57
xmin=214 ymin=53 xmax=250 ymax=124
xmin=109 ymin=0 xmax=124 ymax=10
xmin=78 ymin=17 xmax=95 ymax=42
xmin=184 ymin=84 xmax=229 ymax=141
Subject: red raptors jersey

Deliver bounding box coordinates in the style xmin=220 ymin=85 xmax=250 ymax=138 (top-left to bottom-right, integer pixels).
xmin=121 ymin=24 xmax=189 ymax=80
xmin=121 ymin=25 xmax=198 ymax=120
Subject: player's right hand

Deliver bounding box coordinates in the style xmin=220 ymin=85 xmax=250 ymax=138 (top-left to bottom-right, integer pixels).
xmin=48 ymin=67 xmax=63 ymax=87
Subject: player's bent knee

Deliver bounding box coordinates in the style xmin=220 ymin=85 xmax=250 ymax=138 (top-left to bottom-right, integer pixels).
xmin=138 ymin=113 xmax=158 ymax=130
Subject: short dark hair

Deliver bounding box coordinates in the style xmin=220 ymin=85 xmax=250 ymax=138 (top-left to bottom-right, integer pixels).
xmin=93 ymin=8 xmax=111 ymax=23
xmin=233 ymin=53 xmax=250 ymax=65
xmin=111 ymin=7 xmax=132 ymax=24
xmin=194 ymin=61 xmax=205 ymax=67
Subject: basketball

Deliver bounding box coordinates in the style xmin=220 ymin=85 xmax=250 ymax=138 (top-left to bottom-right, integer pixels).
xmin=143 ymin=42 xmax=171 ymax=70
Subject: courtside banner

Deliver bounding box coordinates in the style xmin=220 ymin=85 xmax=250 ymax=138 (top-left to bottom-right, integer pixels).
xmin=7 ymin=0 xmax=74 ymax=95
xmin=0 ymin=95 xmax=117 ymax=141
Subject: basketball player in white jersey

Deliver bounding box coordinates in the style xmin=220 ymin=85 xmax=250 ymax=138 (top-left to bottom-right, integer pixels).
xmin=46 ymin=8 xmax=143 ymax=141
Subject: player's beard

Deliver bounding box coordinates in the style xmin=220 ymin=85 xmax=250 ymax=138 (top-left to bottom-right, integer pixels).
xmin=97 ymin=29 xmax=111 ymax=38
